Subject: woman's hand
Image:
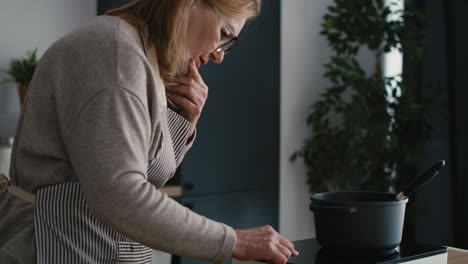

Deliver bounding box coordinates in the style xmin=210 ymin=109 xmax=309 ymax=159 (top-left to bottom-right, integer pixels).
xmin=165 ymin=59 xmax=208 ymax=138
xmin=232 ymin=225 xmax=299 ymax=264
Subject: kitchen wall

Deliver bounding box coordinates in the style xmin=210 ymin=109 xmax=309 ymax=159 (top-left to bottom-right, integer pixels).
xmin=279 ymin=0 xmax=327 ymax=240
xmin=0 ymin=0 xmax=97 ymax=139
xmin=279 ymin=0 xmax=375 ymax=240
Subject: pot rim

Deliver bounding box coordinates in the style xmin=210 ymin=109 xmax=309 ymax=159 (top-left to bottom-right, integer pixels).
xmin=310 ymin=191 xmax=408 ymax=207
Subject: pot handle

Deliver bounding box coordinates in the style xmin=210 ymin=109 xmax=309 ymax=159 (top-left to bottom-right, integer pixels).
xmin=309 ymin=203 xmax=358 ymax=214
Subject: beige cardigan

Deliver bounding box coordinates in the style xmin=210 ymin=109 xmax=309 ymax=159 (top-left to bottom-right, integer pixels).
xmin=0 ymin=15 xmax=236 ymax=263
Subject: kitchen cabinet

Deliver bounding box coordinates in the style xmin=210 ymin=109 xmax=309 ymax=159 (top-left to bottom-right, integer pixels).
xmin=180 ymin=189 xmax=278 ymax=230
xmin=97 ymin=0 xmax=128 ymax=14
xmin=178 ymin=189 xmax=278 ymax=264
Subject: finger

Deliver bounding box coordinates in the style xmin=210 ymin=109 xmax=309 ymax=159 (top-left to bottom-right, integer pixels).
xmin=269 ymin=249 xmax=288 ymax=264
xmin=167 ymin=76 xmax=194 ymax=86
xmin=260 ymin=234 xmax=291 ymax=262
xmin=188 ymin=59 xmax=207 ymax=87
xmin=278 ymin=236 xmax=298 ymax=256
xmin=166 ymin=85 xmax=203 ymax=106
xmin=259 ymin=226 xmax=298 ymax=256
xmin=167 ymin=77 xmax=207 ymax=99
xmin=275 ymin=243 xmax=292 ymax=260
xmin=168 ymin=74 xmax=205 ymax=90
xmin=260 ymin=225 xmax=276 ymax=235
xmin=166 ymin=92 xmax=198 ymax=115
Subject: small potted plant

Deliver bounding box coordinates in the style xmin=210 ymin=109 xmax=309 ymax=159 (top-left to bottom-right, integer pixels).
xmin=1 ymin=49 xmax=39 ymax=105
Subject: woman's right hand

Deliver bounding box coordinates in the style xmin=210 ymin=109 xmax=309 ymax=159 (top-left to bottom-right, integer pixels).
xmin=232 ymin=225 xmax=299 ymax=264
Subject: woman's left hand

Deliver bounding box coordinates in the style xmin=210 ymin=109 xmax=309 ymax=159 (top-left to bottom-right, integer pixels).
xmin=165 ymin=59 xmax=208 ymax=139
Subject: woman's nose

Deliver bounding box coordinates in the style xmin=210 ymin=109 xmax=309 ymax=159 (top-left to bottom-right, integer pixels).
xmin=210 ymin=51 xmax=225 ymax=64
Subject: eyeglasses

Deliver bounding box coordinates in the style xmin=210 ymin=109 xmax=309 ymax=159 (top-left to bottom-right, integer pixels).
xmin=215 ymin=37 xmax=238 ymax=55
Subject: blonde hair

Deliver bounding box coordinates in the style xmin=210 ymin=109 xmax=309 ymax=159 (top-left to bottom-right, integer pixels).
xmin=106 ymin=0 xmax=261 ymax=78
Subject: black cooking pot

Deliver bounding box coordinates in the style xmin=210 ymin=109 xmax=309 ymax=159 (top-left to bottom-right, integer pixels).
xmin=309 ymin=191 xmax=408 ymax=256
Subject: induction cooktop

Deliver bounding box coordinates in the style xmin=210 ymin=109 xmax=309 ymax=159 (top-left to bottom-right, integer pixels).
xmin=287 ymin=238 xmax=447 ymax=264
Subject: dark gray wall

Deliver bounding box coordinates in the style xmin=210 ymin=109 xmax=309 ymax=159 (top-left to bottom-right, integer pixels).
xmin=445 ymin=0 xmax=468 ymax=248
xmin=97 ymin=0 xmax=128 ymax=14
xmin=409 ymin=0 xmax=468 ymax=247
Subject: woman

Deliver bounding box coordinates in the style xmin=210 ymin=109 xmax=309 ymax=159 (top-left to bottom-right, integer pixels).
xmin=0 ymin=0 xmax=298 ymax=263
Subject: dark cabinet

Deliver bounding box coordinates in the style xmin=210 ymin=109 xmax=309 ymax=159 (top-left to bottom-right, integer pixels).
xmin=179 ymin=189 xmax=278 ymax=264
xmin=97 ymin=0 xmax=129 ymax=14
xmin=180 ymin=189 xmax=278 ymax=229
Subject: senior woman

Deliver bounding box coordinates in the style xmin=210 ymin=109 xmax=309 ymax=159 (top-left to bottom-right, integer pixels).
xmin=0 ymin=0 xmax=298 ymax=263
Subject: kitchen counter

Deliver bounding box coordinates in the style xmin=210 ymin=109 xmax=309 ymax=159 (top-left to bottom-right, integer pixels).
xmin=160 ymin=185 xmax=182 ymax=198
xmin=234 ymin=238 xmax=468 ymax=264
xmin=447 ymin=247 xmax=468 ymax=264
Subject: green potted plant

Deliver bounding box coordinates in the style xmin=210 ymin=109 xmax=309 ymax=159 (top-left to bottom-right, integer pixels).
xmin=291 ymin=0 xmax=442 ymax=196
xmin=1 ymin=48 xmax=39 ymax=105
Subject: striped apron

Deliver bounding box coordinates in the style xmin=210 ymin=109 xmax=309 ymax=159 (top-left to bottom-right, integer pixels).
xmin=33 ymin=106 xmax=191 ymax=263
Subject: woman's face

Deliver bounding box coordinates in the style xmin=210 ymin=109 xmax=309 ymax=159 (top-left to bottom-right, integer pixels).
xmin=186 ymin=2 xmax=246 ymax=69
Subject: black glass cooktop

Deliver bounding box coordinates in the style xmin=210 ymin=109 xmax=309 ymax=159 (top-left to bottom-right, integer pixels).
xmin=287 ymin=238 xmax=447 ymax=264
